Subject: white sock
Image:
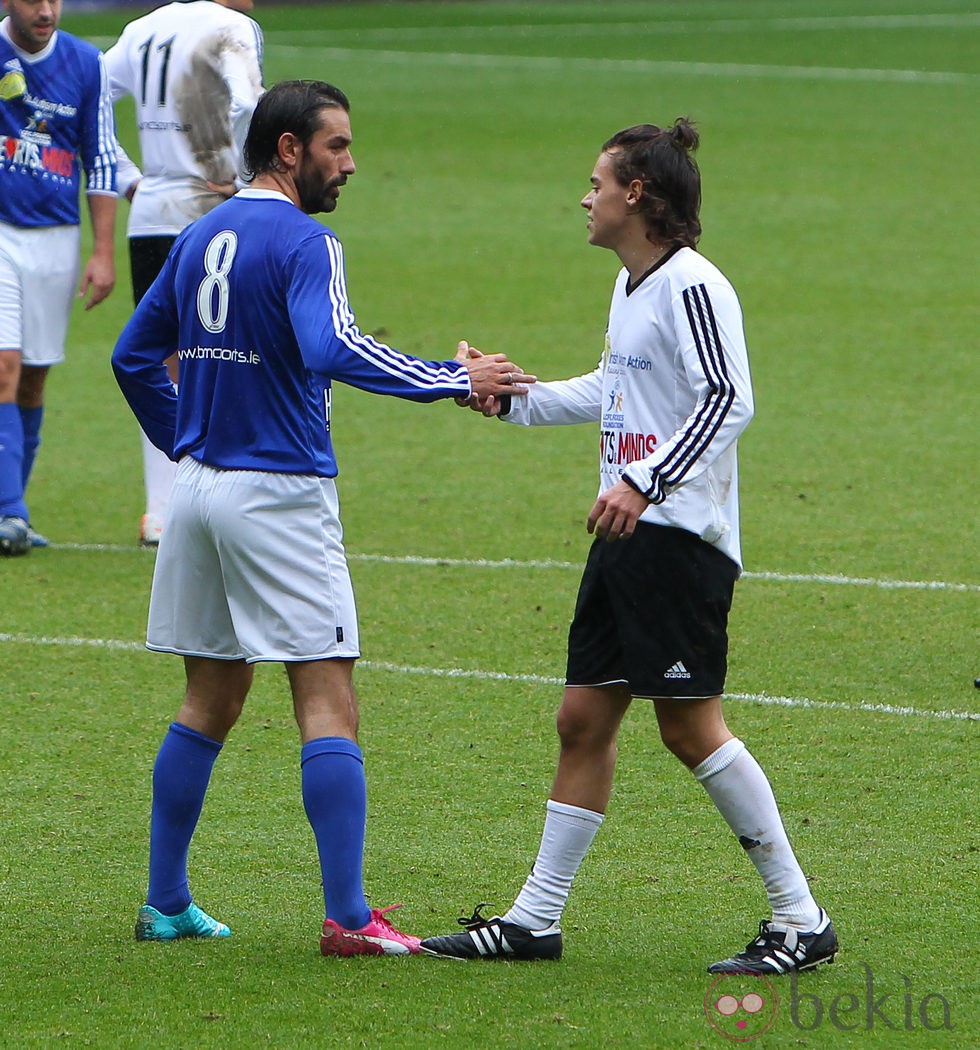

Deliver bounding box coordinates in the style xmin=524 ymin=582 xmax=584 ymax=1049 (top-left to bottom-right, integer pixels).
xmin=141 ymin=429 xmax=176 ymax=519
xmin=504 ymin=799 xmax=604 ymax=930
xmin=694 ymin=738 xmax=821 ymax=930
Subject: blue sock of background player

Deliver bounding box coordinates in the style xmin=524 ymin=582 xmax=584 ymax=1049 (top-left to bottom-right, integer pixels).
xmin=301 ymin=737 xmax=373 ymax=931
xmin=146 ymin=722 xmax=222 ymax=915
xmin=0 ymin=403 xmax=27 ymax=519
xmin=19 ymin=405 xmax=42 ymax=490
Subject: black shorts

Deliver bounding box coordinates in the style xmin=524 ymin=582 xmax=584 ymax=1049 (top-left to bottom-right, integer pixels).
xmin=129 ymin=235 xmax=177 ymax=306
xmin=565 ymin=523 xmax=738 ymax=699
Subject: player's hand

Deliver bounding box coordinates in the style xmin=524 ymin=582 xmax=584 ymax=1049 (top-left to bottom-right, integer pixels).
xmin=454 ymin=339 xmax=535 ymax=402
xmin=454 ymin=342 xmax=483 ymax=408
xmin=452 ymin=344 xmax=506 ymax=415
xmin=78 ymin=255 xmax=115 ymax=310
xmin=454 ymin=391 xmax=509 ymax=416
xmin=587 ymin=480 xmax=649 ymax=542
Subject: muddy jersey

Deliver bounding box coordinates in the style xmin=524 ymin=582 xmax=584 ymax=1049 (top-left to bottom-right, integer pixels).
xmin=104 ymin=0 xmax=263 ymax=236
xmin=503 ymin=246 xmax=754 ymax=567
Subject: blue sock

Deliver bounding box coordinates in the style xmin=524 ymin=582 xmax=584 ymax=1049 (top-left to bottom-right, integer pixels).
xmin=146 ymin=722 xmax=222 ymax=915
xmin=19 ymin=405 xmax=43 ymax=492
xmin=301 ymin=737 xmax=371 ymax=930
xmin=0 ymin=403 xmax=27 ymax=519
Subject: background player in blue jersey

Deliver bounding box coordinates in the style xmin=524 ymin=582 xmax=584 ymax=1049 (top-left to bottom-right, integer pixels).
xmin=0 ymin=0 xmax=117 ymax=555
xmin=112 ymin=80 xmax=534 ymax=956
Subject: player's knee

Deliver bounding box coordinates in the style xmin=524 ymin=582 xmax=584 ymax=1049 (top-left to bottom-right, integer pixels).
xmin=657 ymin=720 xmax=699 ymax=766
xmin=16 ymin=365 xmax=48 ymax=407
xmin=0 ymin=350 xmax=21 ymax=399
xmin=556 ymin=703 xmax=611 ymax=753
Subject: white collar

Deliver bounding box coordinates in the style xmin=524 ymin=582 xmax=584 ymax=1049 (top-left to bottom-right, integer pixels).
xmin=234 ymin=188 xmax=296 ymax=206
xmin=0 ymin=18 xmax=58 ymax=63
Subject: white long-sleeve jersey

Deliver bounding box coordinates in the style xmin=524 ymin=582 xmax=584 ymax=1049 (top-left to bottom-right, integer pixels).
xmin=103 ymin=0 xmax=263 ymax=236
xmin=503 ymin=246 xmax=754 ymax=568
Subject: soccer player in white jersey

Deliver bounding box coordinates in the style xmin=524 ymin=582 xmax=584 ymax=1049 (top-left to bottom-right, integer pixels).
xmin=0 ymin=0 xmax=117 ymax=555
xmin=104 ymin=0 xmax=264 ymax=546
xmin=112 ymin=81 xmax=534 ymax=955
xmin=421 ymin=121 xmax=839 ymax=976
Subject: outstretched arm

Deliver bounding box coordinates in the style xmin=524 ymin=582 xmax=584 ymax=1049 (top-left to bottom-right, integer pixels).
xmin=292 ymin=236 xmax=535 ymax=403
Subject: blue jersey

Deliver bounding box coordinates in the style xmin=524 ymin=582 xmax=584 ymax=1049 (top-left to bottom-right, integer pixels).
xmin=112 ymin=189 xmax=472 ymax=475
xmin=0 ymin=23 xmax=116 ymax=227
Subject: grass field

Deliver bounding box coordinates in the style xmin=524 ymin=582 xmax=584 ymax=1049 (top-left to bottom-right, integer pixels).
xmin=1 ymin=1 xmax=978 ymax=1047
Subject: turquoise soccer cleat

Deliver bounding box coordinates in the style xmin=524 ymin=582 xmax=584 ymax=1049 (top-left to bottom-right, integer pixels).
xmin=135 ymin=902 xmax=231 ymax=941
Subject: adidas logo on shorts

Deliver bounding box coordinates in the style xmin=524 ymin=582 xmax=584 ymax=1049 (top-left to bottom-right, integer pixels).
xmin=664 ymin=660 xmax=692 ymax=679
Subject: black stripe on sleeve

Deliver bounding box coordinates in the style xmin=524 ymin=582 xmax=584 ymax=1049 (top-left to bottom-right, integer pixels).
xmin=654 ymin=284 xmax=735 ymax=488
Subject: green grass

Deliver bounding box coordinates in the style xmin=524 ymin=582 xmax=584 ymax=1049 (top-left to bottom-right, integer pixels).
xmin=2 ymin=1 xmax=978 ymax=1047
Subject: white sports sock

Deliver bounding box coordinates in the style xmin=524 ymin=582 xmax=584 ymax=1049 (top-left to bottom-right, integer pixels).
xmin=694 ymin=738 xmax=822 ymax=930
xmin=504 ymin=799 xmax=604 ymax=931
xmin=141 ymin=430 xmax=176 ymax=519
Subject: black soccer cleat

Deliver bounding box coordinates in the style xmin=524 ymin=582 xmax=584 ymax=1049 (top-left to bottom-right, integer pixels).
xmin=708 ymin=909 xmax=838 ymax=975
xmin=420 ymin=904 xmax=563 ymax=961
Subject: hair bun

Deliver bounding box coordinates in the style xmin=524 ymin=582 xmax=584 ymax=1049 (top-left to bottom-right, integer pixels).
xmin=670 ymin=118 xmax=699 ymax=152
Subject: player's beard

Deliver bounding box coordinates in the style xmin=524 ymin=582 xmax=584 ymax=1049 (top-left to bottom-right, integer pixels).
xmin=295 ymin=162 xmax=345 ymax=215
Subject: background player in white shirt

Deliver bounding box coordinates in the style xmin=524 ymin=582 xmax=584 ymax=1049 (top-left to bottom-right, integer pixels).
xmin=0 ymin=0 xmax=117 ymax=555
xmin=422 ymin=121 xmax=838 ymax=975
xmin=104 ymin=0 xmax=263 ymax=545
xmin=112 ymin=80 xmax=534 ymax=955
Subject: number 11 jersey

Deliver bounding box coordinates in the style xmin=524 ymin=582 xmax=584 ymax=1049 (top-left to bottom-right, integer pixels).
xmin=104 ymin=0 xmax=263 ymax=236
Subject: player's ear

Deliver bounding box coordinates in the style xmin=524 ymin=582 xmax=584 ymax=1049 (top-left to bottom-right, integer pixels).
xmin=276 ymin=132 xmax=302 ymax=172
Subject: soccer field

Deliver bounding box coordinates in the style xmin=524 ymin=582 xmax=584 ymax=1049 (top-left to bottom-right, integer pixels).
xmin=1 ymin=1 xmax=977 ymax=1046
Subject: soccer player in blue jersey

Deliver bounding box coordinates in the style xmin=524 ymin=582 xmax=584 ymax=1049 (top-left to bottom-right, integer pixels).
xmin=112 ymin=80 xmax=534 ymax=956
xmin=0 ymin=0 xmax=117 ymax=555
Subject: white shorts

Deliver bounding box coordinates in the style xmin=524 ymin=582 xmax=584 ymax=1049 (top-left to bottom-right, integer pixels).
xmin=0 ymin=221 xmax=79 ymax=365
xmin=147 ymin=457 xmax=361 ymax=663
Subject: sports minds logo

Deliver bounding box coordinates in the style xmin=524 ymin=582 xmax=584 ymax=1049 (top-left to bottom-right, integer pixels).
xmin=704 ymin=967 xmax=953 ymax=1041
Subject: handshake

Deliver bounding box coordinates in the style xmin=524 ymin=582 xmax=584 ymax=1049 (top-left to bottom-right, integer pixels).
xmin=453 ymin=340 xmax=536 ymax=417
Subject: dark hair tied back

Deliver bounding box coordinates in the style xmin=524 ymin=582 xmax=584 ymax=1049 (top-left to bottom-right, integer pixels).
xmin=602 ymin=117 xmax=702 ymax=247
xmin=668 ymin=117 xmax=699 ymax=153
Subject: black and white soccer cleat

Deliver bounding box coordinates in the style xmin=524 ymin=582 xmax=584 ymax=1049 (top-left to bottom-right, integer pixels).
xmin=708 ymin=909 xmax=838 ymax=975
xmin=420 ymin=903 xmax=563 ymax=961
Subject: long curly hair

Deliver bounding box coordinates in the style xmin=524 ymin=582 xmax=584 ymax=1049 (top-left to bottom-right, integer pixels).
xmin=602 ymin=119 xmax=702 ymax=247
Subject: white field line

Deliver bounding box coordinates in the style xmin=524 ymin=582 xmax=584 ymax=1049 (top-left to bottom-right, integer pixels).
xmin=88 ymin=11 xmax=978 ymax=85
xmin=35 ymin=543 xmax=980 ymax=593
xmin=1 ymin=630 xmax=976 ymax=722
xmin=347 ymin=553 xmax=980 ymax=594
xmin=264 ymin=14 xmax=980 ymax=42
xmin=260 ymin=45 xmax=977 ymax=87
xmin=87 ymin=12 xmax=980 ymax=51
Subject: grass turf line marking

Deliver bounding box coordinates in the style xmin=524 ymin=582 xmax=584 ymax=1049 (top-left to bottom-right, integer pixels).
xmin=270 ymin=13 xmax=980 ymax=41
xmin=2 ymin=632 xmax=977 ymax=723
xmin=37 ymin=543 xmax=980 ymax=593
xmin=88 ymin=13 xmax=980 ymax=50
xmin=261 ymin=46 xmax=977 ymax=87
xmin=347 ymin=553 xmax=980 ymax=594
